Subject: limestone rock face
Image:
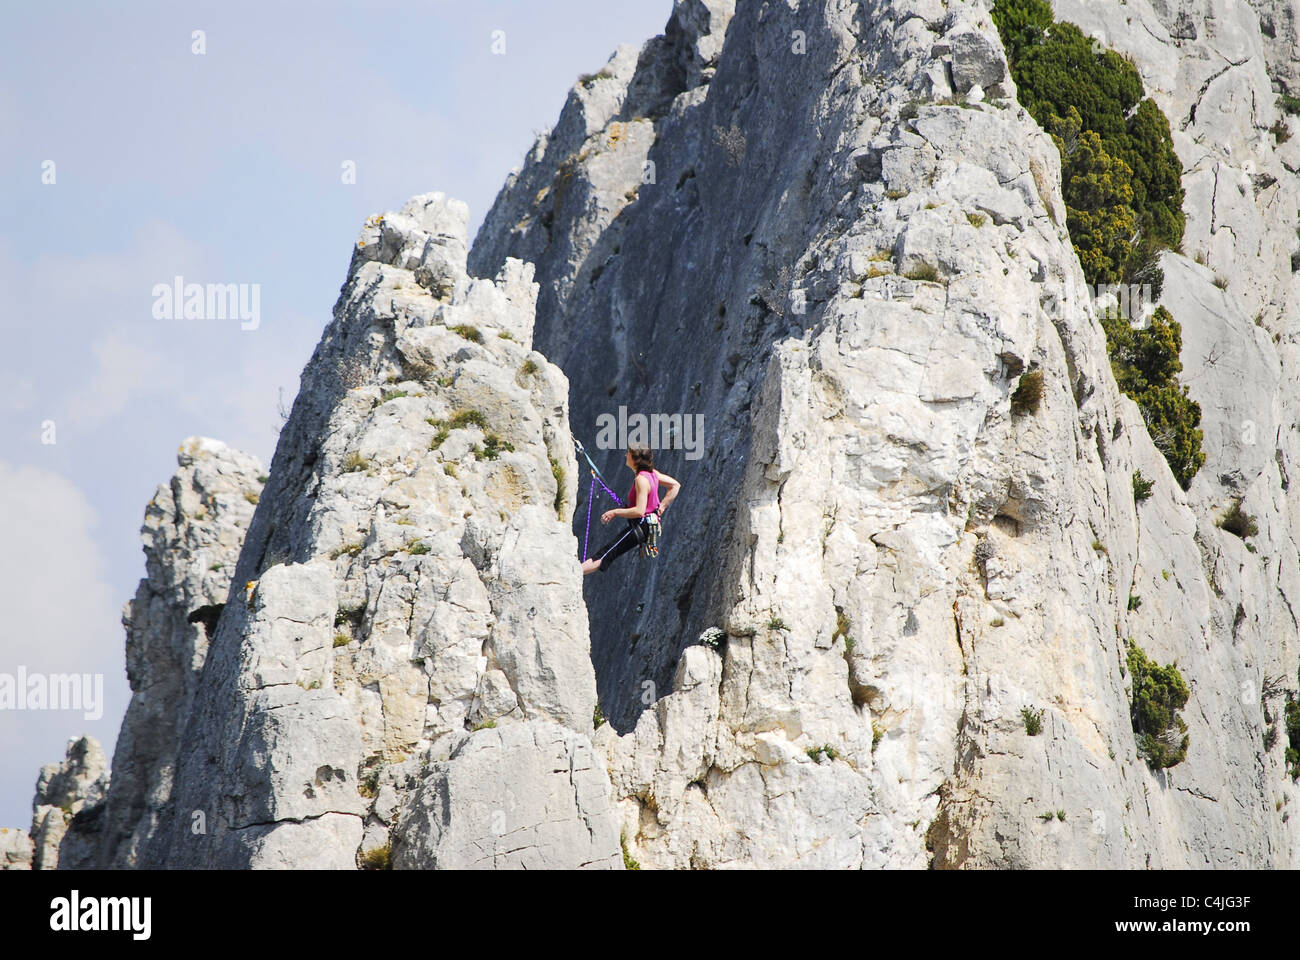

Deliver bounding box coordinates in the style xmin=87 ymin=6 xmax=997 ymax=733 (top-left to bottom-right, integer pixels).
xmin=473 ymin=0 xmax=1300 ymax=867
xmin=94 ymin=436 xmax=264 ymax=868
xmin=0 ymin=827 xmax=31 ymax=870
xmin=135 ymin=193 xmax=619 ymax=869
xmin=14 ymin=0 xmax=1300 ymax=871
xmin=393 ymin=720 xmax=621 ymax=869
xmin=29 ymin=736 xmax=109 ymax=870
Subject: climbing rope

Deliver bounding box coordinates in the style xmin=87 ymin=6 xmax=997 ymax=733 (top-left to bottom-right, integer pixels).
xmin=575 ymin=438 xmax=623 ymax=560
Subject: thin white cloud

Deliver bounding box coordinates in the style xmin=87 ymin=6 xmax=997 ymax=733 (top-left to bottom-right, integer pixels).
xmin=0 ymin=461 xmax=127 ymax=830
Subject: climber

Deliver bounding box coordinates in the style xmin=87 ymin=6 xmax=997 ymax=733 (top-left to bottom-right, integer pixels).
xmin=581 ymin=443 xmax=680 ymax=575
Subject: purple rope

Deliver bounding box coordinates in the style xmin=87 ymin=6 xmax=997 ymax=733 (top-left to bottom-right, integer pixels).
xmin=575 ymin=440 xmax=626 ymax=561
xmin=582 ymin=476 xmax=595 ymax=560
xmin=591 ymin=471 xmax=623 ymax=508
xmin=580 ymin=474 xmax=625 ymax=560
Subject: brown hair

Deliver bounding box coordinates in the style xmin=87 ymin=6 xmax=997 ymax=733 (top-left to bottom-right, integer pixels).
xmin=628 ymin=443 xmax=654 ymax=473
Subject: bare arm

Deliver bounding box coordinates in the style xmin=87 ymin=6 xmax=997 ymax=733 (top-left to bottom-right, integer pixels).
xmin=655 ymin=471 xmax=681 ymax=514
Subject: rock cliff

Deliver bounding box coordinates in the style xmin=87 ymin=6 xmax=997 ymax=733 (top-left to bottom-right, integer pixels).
xmin=10 ymin=0 xmax=1300 ymax=869
xmin=472 ymin=0 xmax=1300 ymax=867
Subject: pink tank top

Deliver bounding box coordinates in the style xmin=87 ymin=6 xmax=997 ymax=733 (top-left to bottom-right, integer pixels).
xmin=628 ymin=470 xmax=660 ymax=515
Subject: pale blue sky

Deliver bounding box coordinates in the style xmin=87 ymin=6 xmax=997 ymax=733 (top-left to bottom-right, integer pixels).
xmin=0 ymin=0 xmax=672 ymax=831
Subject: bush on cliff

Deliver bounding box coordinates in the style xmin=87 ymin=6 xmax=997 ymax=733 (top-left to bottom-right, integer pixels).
xmin=1100 ymin=307 xmax=1205 ymax=490
xmin=995 ymin=0 xmax=1203 ymax=489
xmin=1126 ymin=640 xmax=1190 ymax=769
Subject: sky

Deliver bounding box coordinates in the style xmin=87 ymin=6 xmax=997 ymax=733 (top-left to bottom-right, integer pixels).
xmin=0 ymin=0 xmax=672 ymax=832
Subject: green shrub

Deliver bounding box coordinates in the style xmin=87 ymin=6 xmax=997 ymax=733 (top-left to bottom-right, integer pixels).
xmin=1126 ymin=640 xmax=1189 ymax=769
xmin=767 ymin=616 xmax=788 ymax=631
xmin=360 ymin=844 xmax=391 ymax=870
xmin=995 ymin=4 xmax=1185 ymax=260
xmin=1100 ymin=308 xmax=1204 ymax=489
xmin=620 ymin=834 xmax=640 ymax=870
xmin=408 ymin=540 xmax=431 ymax=556
xmin=343 ymin=451 xmax=368 ymax=473
xmin=966 ymin=211 xmax=987 ymax=228
xmin=428 ymin=409 xmax=489 ymax=451
xmin=1285 ymin=695 xmax=1300 ymax=780
xmin=1280 ymin=93 xmax=1300 ymax=116
xmin=1021 ymin=705 xmax=1044 ymax=736
xmin=1132 ymin=470 xmax=1154 ymax=503
xmin=1127 ymin=594 xmax=1142 ymax=612
xmin=473 ymin=432 xmax=515 ymax=461
xmin=522 ymin=358 xmax=539 ymax=376
xmin=549 ymin=456 xmax=566 ymax=517
xmin=1217 ymin=497 xmax=1259 ymax=540
xmin=381 ymin=389 xmax=408 ymax=403
xmin=451 ymin=324 xmax=483 ymax=343
xmin=1010 ymin=368 xmax=1044 ymax=415
xmin=904 ymin=262 xmax=941 ymax=282
xmin=333 ymin=633 xmax=351 ymax=647
xmin=991 ymin=0 xmax=1052 ymax=67
xmin=996 ymin=0 xmax=1202 ymax=488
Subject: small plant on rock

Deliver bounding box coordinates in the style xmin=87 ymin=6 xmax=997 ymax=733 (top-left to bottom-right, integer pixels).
xmin=1217 ymin=497 xmax=1259 ymax=540
xmin=1010 ymin=369 xmax=1044 ymax=415
xmin=1132 ymin=470 xmax=1154 ymax=503
xmin=360 ymin=843 xmax=391 ymax=870
xmin=1021 ymin=705 xmax=1044 ymax=736
xmin=621 ymin=834 xmax=641 ymax=870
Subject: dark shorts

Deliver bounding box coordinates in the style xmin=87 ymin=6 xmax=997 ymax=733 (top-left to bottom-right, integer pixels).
xmin=592 ymin=519 xmax=649 ymax=572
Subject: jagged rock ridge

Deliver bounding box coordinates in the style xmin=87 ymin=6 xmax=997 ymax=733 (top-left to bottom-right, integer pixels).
xmin=10 ymin=0 xmax=1300 ymax=870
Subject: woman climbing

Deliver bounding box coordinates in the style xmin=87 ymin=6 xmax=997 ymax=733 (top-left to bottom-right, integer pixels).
xmin=580 ymin=443 xmax=680 ymax=575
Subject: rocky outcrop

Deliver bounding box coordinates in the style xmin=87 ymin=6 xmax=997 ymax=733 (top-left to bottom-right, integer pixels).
xmin=28 ymin=736 xmax=109 ymax=870
xmin=0 ymin=827 xmax=31 ymax=870
xmin=134 ymin=193 xmax=619 ymax=869
xmin=473 ymin=0 xmax=1300 ymax=867
xmin=95 ymin=437 xmax=265 ymax=868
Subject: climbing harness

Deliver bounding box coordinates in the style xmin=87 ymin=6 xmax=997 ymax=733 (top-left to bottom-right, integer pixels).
xmin=641 ymin=512 xmax=660 ymax=559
